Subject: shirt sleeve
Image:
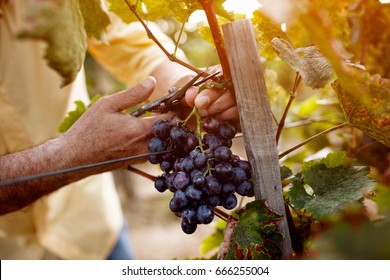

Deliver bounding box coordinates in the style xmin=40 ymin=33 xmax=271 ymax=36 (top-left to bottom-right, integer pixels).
xmin=87 ymin=13 xmax=187 ymax=86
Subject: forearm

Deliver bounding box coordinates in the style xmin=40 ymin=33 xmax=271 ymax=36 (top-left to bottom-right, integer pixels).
xmin=0 ymin=137 xmax=91 ymax=215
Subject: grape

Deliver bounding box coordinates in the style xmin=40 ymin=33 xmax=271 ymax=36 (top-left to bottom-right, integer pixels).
xmin=181 ymin=208 xmax=198 ymax=224
xmin=189 ymin=148 xmax=201 ymax=159
xmin=154 ymin=176 xmax=167 ymax=193
xmin=169 ymin=198 xmax=182 ymax=213
xmin=194 ymin=152 xmax=207 ymax=169
xmin=218 ymin=121 xmax=237 ymax=140
xmin=192 ymin=173 xmax=206 ymax=189
xmin=207 ymin=196 xmax=221 ymax=208
xmin=235 ymin=160 xmax=252 ymax=178
xmin=221 ymin=194 xmax=237 ymax=210
xmin=203 ymin=117 xmax=220 ymax=133
xmin=197 ymin=205 xmax=214 ymax=224
xmin=147 ymin=116 xmax=254 ymax=235
xmin=184 ymin=133 xmax=198 ymax=153
xmin=170 ymin=126 xmax=186 ymax=144
xmin=232 ymin=167 xmax=247 ymax=185
xmin=160 ymin=160 xmax=172 ymax=173
xmin=190 ymin=169 xmax=203 ymax=179
xmin=148 ymin=137 xmax=166 ymax=152
xmin=222 ymin=139 xmax=233 ymax=148
xmin=148 ymin=154 xmax=161 ymax=165
xmin=214 ymin=146 xmax=232 ymax=162
xmin=221 ymin=182 xmax=236 ymax=196
xmin=165 ymin=173 xmax=176 ymax=192
xmin=173 ymin=171 xmax=190 ymax=190
xmin=173 ymin=158 xmax=183 ymax=172
xmin=205 ymin=175 xmax=222 ymax=195
xmin=181 ymin=219 xmax=197 ymax=234
xmin=152 ymin=119 xmax=172 ymax=140
xmin=180 ymin=156 xmax=194 ymax=173
xmin=236 ymin=180 xmax=253 ymax=196
xmin=203 ymin=133 xmax=222 ymax=150
xmin=185 ymin=185 xmax=202 ymax=201
xmin=173 ymin=190 xmax=188 ymax=208
xmin=214 ymin=162 xmax=234 ymax=182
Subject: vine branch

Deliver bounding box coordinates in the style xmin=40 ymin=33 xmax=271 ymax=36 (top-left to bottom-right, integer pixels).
xmin=123 ymin=0 xmax=204 ymax=75
xmin=278 ymin=122 xmax=349 ymax=159
xmin=276 ymin=73 xmax=302 ymax=144
xmin=198 ymin=0 xmax=232 ymax=81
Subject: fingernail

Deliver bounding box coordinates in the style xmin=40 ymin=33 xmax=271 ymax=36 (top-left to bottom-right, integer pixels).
xmin=196 ymin=96 xmax=210 ymax=109
xmin=140 ymin=76 xmax=156 ymax=89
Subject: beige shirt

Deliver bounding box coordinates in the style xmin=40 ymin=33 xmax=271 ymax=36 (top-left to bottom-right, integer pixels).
xmin=0 ymin=0 xmax=178 ymax=259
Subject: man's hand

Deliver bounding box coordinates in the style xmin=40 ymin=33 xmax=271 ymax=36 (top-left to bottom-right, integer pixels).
xmin=62 ymin=76 xmax=170 ymax=167
xmin=184 ymin=66 xmax=239 ymax=124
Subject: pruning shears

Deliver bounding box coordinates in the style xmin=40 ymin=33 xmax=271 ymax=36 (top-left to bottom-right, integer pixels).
xmin=130 ymin=71 xmax=220 ymax=117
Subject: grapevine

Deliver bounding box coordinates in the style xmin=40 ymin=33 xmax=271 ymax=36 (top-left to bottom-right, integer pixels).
xmin=147 ymin=112 xmax=254 ymax=234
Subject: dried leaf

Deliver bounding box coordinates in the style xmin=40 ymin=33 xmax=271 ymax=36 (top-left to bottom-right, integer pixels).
xmin=18 ymin=0 xmax=87 ymax=87
xmin=79 ymin=0 xmax=110 ymax=40
xmin=217 ymin=217 xmax=237 ymax=260
xmin=271 ymin=38 xmax=333 ymax=89
xmin=332 ymin=72 xmax=390 ymax=147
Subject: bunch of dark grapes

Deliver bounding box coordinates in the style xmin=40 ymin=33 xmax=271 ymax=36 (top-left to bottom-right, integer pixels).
xmin=148 ymin=116 xmax=254 ymax=234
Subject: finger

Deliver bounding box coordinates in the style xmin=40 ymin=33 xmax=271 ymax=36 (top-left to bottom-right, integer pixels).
xmin=194 ymin=89 xmax=223 ymax=109
xmin=184 ymin=86 xmax=198 ymax=107
xmin=196 ymin=89 xmax=236 ymax=116
xmin=199 ymin=105 xmax=239 ymax=121
xmin=107 ymin=77 xmax=156 ymax=112
xmin=214 ymin=106 xmax=240 ymax=122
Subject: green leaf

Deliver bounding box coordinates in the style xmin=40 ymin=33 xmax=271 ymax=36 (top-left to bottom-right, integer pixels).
xmin=224 ymin=200 xmax=283 ymax=260
xmin=288 ymin=176 xmax=312 ymax=210
xmin=79 ymin=0 xmax=110 ymax=40
xmin=168 ymin=0 xmax=202 ymax=23
xmin=58 ymin=101 xmax=87 ymax=133
xmin=251 ymin=10 xmax=288 ymax=60
xmin=318 ymin=151 xmax=352 ymax=168
xmin=17 ymin=0 xmax=87 ymax=87
xmin=107 ymin=0 xmax=233 ymax=24
xmin=280 ymin=165 xmax=293 ymax=181
xmin=289 ymin=163 xmax=374 ymax=219
xmin=107 ymin=0 xmax=143 ymax=23
xmin=303 ymin=151 xmax=352 ymax=170
xmin=58 ymin=95 xmax=102 ymax=133
xmin=212 ymin=0 xmax=234 ymax=22
xmin=107 ymin=0 xmax=171 ymax=23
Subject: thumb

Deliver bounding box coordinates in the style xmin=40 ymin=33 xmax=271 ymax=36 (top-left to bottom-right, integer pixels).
xmin=108 ymin=77 xmax=156 ymax=112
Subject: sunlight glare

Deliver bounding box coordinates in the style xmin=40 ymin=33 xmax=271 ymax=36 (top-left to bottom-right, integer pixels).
xmin=223 ymin=0 xmax=262 ymax=17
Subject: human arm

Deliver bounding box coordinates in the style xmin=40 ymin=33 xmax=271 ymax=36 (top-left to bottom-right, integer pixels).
xmin=0 ymin=77 xmax=168 ymax=215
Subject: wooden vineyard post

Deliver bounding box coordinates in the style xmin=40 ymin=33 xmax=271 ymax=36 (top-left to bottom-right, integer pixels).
xmin=222 ymin=19 xmax=293 ymax=257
